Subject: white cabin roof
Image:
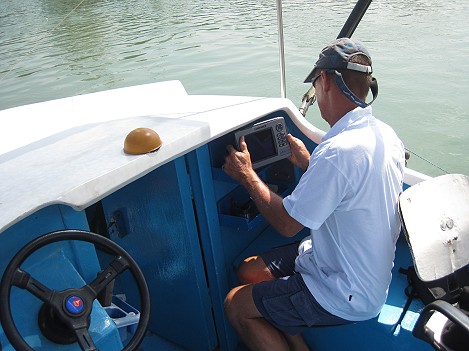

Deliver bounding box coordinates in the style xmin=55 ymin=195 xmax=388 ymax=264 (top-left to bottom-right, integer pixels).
xmin=0 ymin=80 xmax=307 ymax=233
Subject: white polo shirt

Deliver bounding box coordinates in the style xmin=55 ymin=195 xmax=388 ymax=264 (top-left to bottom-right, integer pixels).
xmin=283 ymin=106 xmax=405 ymax=321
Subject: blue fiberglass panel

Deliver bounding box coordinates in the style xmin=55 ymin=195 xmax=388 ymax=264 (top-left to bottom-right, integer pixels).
xmin=186 ymin=146 xmax=236 ymax=351
xmin=100 ymin=157 xmax=217 ymax=350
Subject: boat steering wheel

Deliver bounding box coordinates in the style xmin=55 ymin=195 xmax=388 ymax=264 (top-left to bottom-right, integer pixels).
xmin=0 ymin=230 xmax=150 ymax=351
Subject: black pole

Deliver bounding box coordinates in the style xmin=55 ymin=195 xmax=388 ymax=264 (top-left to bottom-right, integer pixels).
xmin=337 ymin=0 xmax=372 ymax=39
xmin=299 ymin=0 xmax=373 ymax=115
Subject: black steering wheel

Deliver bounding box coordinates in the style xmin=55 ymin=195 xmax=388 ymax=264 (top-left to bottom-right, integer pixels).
xmin=0 ymin=230 xmax=150 ymax=351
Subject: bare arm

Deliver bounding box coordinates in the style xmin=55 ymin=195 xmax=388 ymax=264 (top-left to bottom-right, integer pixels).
xmin=223 ymin=136 xmax=303 ymax=237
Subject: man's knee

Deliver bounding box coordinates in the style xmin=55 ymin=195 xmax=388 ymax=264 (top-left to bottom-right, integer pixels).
xmin=237 ymin=255 xmax=274 ymax=284
xmin=237 ymin=258 xmax=256 ymax=284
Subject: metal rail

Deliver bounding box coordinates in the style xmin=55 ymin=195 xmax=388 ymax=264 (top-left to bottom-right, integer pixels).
xmin=276 ymin=0 xmax=287 ymax=98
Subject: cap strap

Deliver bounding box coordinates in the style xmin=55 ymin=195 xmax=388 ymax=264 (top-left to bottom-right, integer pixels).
xmin=346 ymin=62 xmax=372 ymax=74
xmin=329 ymin=70 xmax=378 ymax=108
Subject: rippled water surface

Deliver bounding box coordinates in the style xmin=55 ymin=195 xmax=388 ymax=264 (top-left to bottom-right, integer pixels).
xmin=1 ymin=0 xmax=468 ymax=176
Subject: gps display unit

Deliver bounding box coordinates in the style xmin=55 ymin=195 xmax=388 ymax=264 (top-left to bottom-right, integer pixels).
xmin=234 ymin=117 xmax=291 ymax=169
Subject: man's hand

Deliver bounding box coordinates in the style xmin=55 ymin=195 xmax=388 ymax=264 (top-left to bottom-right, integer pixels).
xmin=223 ymin=136 xmax=256 ymax=185
xmin=287 ymin=134 xmax=310 ymax=171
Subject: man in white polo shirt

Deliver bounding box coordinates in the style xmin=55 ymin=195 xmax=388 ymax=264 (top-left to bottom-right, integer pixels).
xmin=223 ymin=37 xmax=406 ymax=351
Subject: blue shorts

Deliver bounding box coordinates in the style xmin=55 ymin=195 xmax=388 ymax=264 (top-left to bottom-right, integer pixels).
xmin=252 ymin=242 xmax=351 ymax=335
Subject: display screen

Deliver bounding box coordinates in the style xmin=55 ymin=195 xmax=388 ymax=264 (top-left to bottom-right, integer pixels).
xmin=244 ymin=128 xmax=276 ymax=163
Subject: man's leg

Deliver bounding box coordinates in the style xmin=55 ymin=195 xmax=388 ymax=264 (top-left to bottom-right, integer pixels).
xmin=224 ymin=284 xmax=291 ymax=351
xmin=285 ymin=334 xmax=309 ymax=351
xmin=237 ymin=255 xmax=275 ymax=284
xmin=228 ymin=242 xmax=310 ymax=350
xmin=237 ymin=242 xmax=301 ymax=285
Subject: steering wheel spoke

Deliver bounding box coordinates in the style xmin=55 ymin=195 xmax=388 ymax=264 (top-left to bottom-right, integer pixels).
xmin=11 ymin=267 xmax=54 ymax=303
xmin=74 ymin=326 xmax=98 ymax=351
xmin=88 ymin=255 xmax=130 ymax=297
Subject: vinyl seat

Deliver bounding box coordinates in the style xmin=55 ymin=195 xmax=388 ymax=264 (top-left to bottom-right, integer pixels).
xmin=398 ymin=174 xmax=469 ymax=350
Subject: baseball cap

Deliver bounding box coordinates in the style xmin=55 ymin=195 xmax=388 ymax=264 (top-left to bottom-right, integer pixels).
xmin=304 ymin=37 xmax=372 ymax=83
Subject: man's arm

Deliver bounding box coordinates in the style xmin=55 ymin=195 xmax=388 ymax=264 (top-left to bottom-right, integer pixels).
xmin=223 ymin=136 xmax=304 ymax=237
xmin=287 ymin=134 xmax=310 ymax=171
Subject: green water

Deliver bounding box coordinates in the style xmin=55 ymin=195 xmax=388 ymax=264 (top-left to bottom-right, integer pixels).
xmin=1 ymin=0 xmax=468 ymax=176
